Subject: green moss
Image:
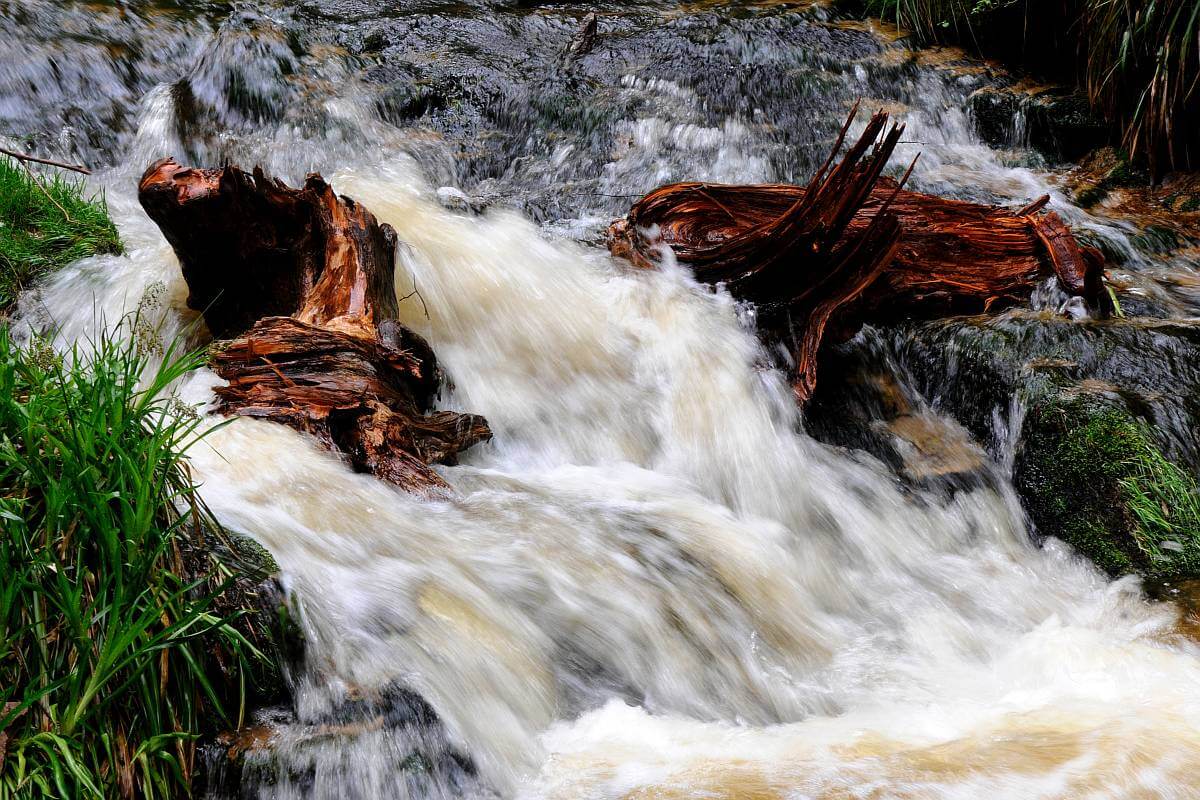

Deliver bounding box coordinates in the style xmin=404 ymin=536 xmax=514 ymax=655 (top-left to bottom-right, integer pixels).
xmin=0 ymin=156 xmax=121 ymax=311
xmin=218 ymin=530 xmax=282 ymax=584
xmin=1016 ymin=397 xmax=1200 ymax=579
xmin=1073 ymin=153 xmax=1148 ymax=208
xmin=1074 ymin=185 xmax=1108 ymax=208
xmin=1130 ymin=224 xmax=1182 ymax=254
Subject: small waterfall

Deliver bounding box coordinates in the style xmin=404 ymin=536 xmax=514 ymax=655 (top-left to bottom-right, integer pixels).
xmin=11 ymin=3 xmax=1200 ymax=797
xmin=25 ymin=150 xmax=1200 ymax=797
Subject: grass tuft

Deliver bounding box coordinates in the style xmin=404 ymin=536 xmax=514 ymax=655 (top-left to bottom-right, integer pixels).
xmin=0 ymin=323 xmax=265 ymax=799
xmin=0 ymin=156 xmax=121 ymax=311
xmin=1120 ymin=434 xmax=1200 ymax=571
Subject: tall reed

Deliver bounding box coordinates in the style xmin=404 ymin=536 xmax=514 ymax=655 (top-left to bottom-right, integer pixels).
xmin=0 ymin=326 xmax=263 ymax=799
xmin=1079 ymin=0 xmax=1200 ymax=175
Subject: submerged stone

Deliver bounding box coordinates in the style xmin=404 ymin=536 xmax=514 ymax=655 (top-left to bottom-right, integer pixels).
xmin=806 ymin=341 xmax=991 ymax=494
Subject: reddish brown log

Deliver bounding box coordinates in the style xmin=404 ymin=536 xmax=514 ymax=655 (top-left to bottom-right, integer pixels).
xmin=139 ymin=159 xmax=490 ymax=492
xmin=610 ymin=108 xmax=910 ymax=401
xmin=613 ymin=180 xmax=1105 ymax=316
xmin=608 ymin=109 xmax=1107 ymax=401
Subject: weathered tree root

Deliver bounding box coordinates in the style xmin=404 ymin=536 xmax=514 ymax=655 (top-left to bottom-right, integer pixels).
xmin=609 ymin=108 xmax=1107 ymax=402
xmin=139 ymin=158 xmax=490 ymax=492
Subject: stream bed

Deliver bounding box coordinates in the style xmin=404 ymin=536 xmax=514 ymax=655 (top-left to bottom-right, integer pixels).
xmin=5 ymin=2 xmax=1200 ymax=798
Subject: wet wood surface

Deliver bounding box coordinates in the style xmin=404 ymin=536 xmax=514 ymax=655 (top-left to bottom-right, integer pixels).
xmin=608 ymin=109 xmax=1107 ymax=402
xmin=140 ymin=159 xmax=490 ymax=492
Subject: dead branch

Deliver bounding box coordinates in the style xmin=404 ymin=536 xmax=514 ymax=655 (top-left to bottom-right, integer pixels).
xmin=0 ymin=146 xmax=91 ymax=175
xmin=139 ymin=159 xmax=490 ymax=492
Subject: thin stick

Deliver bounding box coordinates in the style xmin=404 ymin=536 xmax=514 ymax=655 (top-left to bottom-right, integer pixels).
xmin=0 ymin=146 xmax=91 ymax=174
xmin=1016 ymin=194 xmax=1050 ymax=216
xmin=398 ymin=277 xmax=431 ymax=320
xmin=19 ymin=160 xmax=74 ymax=224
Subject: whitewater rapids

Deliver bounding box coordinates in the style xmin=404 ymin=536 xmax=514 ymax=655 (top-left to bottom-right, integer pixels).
xmin=19 ymin=141 xmax=1200 ymax=798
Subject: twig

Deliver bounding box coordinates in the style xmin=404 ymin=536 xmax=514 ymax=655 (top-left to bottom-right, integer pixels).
xmin=1016 ymin=194 xmax=1051 ymax=216
xmin=19 ymin=160 xmax=74 ymax=224
xmin=398 ymin=277 xmax=430 ymax=320
xmin=259 ymin=355 xmax=297 ymax=388
xmin=0 ymin=146 xmax=90 ymax=175
xmin=697 ymin=185 xmax=745 ymax=224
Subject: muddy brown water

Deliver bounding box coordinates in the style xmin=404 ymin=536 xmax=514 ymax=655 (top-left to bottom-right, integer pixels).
xmin=6 ymin=2 xmax=1200 ymax=798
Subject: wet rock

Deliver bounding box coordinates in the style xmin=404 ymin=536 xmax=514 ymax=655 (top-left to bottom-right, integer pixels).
xmin=197 ymin=683 xmax=483 ymax=800
xmin=877 ymin=313 xmax=1200 ymax=579
xmin=0 ymin=0 xmax=888 ymax=207
xmin=0 ymin=0 xmax=358 ymax=169
xmin=967 ymin=87 xmax=1023 ymax=150
xmin=185 ymin=527 xmax=473 ymax=798
xmin=967 ymin=86 xmax=1108 ymax=163
xmin=180 ymin=523 xmax=306 ymax=800
xmin=1015 ymin=395 xmax=1200 ymax=579
xmin=885 ymin=314 xmax=1200 ymax=470
xmin=171 ymin=9 xmax=305 ymax=150
xmin=336 ymin=4 xmax=882 ymax=222
xmin=562 ymin=11 xmax=598 ymax=63
xmin=0 ymin=0 xmax=230 ymax=166
xmin=181 ymin=525 xmax=297 ymax=706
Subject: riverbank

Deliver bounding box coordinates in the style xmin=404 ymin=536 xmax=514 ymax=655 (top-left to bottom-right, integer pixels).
xmin=835 ymin=0 xmax=1200 ymax=178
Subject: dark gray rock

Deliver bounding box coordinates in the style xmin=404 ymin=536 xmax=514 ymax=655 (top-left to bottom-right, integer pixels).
xmin=968 ymin=87 xmax=1109 ymax=163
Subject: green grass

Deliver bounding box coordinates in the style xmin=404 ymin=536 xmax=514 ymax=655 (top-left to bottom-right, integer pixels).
xmin=864 ymin=0 xmax=993 ymax=39
xmin=0 ymin=156 xmax=121 ymax=311
xmin=1017 ymin=397 xmax=1200 ymax=578
xmin=1120 ymin=434 xmax=1200 ymax=571
xmin=850 ymin=0 xmax=1200 ymax=176
xmin=0 ymin=324 xmax=266 ymax=799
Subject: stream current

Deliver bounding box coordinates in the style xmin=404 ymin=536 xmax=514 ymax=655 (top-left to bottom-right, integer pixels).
xmin=7 ymin=2 xmax=1200 ymax=797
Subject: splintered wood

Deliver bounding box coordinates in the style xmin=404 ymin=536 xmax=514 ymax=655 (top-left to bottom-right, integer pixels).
xmin=139 ymin=159 xmax=489 ymax=492
xmin=609 ymin=108 xmax=1106 ymax=402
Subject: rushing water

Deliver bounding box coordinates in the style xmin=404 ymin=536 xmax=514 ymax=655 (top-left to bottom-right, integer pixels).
xmin=9 ymin=2 xmax=1200 ymax=798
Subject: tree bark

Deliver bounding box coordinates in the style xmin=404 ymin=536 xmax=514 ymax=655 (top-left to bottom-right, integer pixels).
xmin=139 ymin=159 xmax=489 ymax=492
xmin=608 ymin=108 xmax=1107 ymax=402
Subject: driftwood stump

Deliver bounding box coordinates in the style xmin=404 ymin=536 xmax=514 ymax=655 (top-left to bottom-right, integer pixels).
xmin=609 ymin=108 xmax=1107 ymax=402
xmin=140 ymin=159 xmax=490 ymax=492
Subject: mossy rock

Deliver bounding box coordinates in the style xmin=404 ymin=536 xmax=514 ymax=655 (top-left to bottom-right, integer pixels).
xmin=869 ymin=315 xmax=1200 ymax=579
xmin=215 ymin=529 xmax=282 ymax=584
xmin=1015 ymin=396 xmax=1200 ymax=579
xmin=885 ymin=315 xmax=1200 ymax=471
xmin=1069 ymin=148 xmax=1151 ymax=208
xmin=181 ymin=525 xmax=297 ymax=708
